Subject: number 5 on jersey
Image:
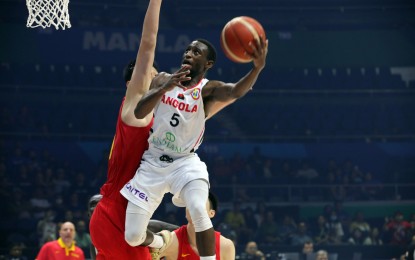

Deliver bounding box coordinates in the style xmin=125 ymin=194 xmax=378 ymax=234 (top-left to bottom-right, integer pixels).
xmin=170 ymin=113 xmax=180 ymax=127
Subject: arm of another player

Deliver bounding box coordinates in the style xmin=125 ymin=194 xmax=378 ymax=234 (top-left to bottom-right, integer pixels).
xmin=134 ymin=66 xmax=191 ymax=119
xmin=220 ymin=236 xmax=236 ymax=260
xmin=121 ymin=0 xmax=162 ymax=126
xmin=90 ymin=244 xmax=97 ymax=260
xmin=148 ymin=220 xmax=179 ymax=233
xmin=203 ymin=37 xmax=268 ymax=114
xmin=159 ymin=232 xmax=179 ymax=259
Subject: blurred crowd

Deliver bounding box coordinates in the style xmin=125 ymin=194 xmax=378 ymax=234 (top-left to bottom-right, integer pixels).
xmin=0 ymin=141 xmax=414 ymax=259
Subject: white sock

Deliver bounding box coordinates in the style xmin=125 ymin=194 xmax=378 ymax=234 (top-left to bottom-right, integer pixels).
xmin=148 ymin=234 xmax=164 ymax=249
xmin=200 ymin=255 xmax=216 ymax=260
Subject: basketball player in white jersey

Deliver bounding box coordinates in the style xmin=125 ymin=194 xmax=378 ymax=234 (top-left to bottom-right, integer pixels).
xmin=120 ymin=37 xmax=268 ymax=260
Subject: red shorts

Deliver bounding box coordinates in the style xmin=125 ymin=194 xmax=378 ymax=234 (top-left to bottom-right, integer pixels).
xmin=90 ymin=197 xmax=151 ymax=260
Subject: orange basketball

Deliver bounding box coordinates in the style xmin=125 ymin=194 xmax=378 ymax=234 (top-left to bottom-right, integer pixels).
xmin=220 ymin=16 xmax=266 ymax=63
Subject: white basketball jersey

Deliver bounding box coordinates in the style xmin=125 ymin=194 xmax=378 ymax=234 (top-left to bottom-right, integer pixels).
xmin=148 ymin=78 xmax=208 ymax=157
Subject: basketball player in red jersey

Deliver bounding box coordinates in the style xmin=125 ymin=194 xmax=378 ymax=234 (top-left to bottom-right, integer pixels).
xmin=159 ymin=192 xmax=235 ymax=260
xmin=88 ymin=0 xmax=175 ymax=258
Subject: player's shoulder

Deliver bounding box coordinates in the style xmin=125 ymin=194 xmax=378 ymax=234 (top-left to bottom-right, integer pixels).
xmin=220 ymin=235 xmax=236 ymax=259
xmin=204 ymin=79 xmax=225 ymax=88
xmin=202 ymin=79 xmax=226 ymax=97
xmin=220 ymin=235 xmax=235 ymax=249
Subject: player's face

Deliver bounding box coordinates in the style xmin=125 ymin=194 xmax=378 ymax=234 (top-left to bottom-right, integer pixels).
xmin=59 ymin=222 xmax=76 ymax=242
xmin=182 ymin=41 xmax=210 ymax=77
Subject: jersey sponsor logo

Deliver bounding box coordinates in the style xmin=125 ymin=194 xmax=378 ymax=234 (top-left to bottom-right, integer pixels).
xmin=165 ymin=132 xmax=175 ymax=142
xmin=191 ymin=88 xmax=200 ymax=100
xmin=161 ymin=95 xmax=198 ymax=112
xmin=71 ymin=253 xmax=81 ymax=258
xmin=150 ymin=132 xmax=184 ymax=153
xmin=124 ymin=182 xmax=149 ymax=202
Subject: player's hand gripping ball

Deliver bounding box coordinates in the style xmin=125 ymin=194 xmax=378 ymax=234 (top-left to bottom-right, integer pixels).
xmin=220 ymin=16 xmax=266 ymax=63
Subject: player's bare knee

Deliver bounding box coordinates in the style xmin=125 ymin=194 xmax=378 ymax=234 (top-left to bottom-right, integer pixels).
xmin=125 ymin=230 xmax=146 ymax=247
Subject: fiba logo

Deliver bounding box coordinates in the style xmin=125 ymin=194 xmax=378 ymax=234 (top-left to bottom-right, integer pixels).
xmin=191 ymin=88 xmax=200 ymax=100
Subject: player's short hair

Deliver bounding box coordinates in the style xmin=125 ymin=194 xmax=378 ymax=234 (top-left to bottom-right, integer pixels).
xmin=208 ymin=192 xmax=218 ymax=211
xmin=195 ymin=38 xmax=217 ymax=64
xmin=122 ymin=59 xmax=159 ymax=82
xmin=88 ymin=194 xmax=103 ymax=217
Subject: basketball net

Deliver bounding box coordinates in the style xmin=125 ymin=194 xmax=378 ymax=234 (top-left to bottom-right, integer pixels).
xmin=26 ymin=0 xmax=71 ymax=30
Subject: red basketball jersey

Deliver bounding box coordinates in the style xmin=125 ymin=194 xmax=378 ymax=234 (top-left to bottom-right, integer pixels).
xmin=90 ymin=98 xmax=153 ymax=259
xmin=100 ymin=98 xmax=153 ymax=205
xmin=174 ymin=225 xmax=221 ymax=260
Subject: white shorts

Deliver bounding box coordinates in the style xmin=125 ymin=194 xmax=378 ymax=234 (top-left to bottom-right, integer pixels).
xmin=120 ymin=150 xmax=209 ymax=214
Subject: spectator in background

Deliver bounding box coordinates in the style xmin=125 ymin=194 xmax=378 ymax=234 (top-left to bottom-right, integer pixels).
xmin=74 ymin=220 xmax=91 ymax=258
xmin=68 ymin=193 xmax=83 ymax=213
xmin=326 ymin=159 xmax=338 ymax=177
xmin=312 ymin=215 xmax=330 ymax=245
xmin=42 ymin=168 xmax=55 ymax=190
xmin=361 ymin=171 xmax=383 ymax=200
xmin=399 ymin=237 xmax=415 ymax=260
xmin=280 ymin=160 xmax=296 ymax=184
xmin=408 ymin=213 xmax=415 ymax=242
xmin=36 ymin=209 xmax=57 ymax=246
xmin=300 ymin=240 xmax=314 ymax=260
xmin=349 ymin=211 xmax=371 ymax=237
xmin=262 ymin=158 xmax=274 ymax=181
xmin=254 ymin=201 xmax=268 ymax=227
xmin=229 ymin=152 xmax=245 ymax=174
xmin=53 ymin=168 xmax=71 ymax=195
xmin=30 ymin=188 xmax=51 ymax=219
xmin=279 ymin=215 xmax=297 ymax=244
xmin=256 ymin=211 xmax=280 ymax=246
xmin=291 ymin=221 xmax=313 ymax=246
xmin=326 ymin=229 xmax=343 ymax=245
xmin=224 ymin=201 xmax=246 ymax=236
xmin=384 ymin=211 xmax=411 ymax=245
xmin=36 ymin=221 xmax=85 ymax=260
xmin=248 ymin=146 xmax=265 ymax=177
xmin=216 ymin=223 xmax=238 ymax=248
xmin=327 ymin=210 xmax=345 ymax=243
xmin=240 ymin=207 xmax=258 ymax=244
xmin=404 ymin=242 xmax=415 ymax=260
xmin=5 ymin=244 xmax=28 ymax=260
xmin=347 ymin=228 xmax=366 ymax=245
xmin=363 ymin=227 xmax=383 ymax=245
xmin=315 ymin=250 xmax=329 ymax=260
xmin=239 ymin=164 xmax=257 ymax=184
xmin=238 ymin=241 xmax=266 ymax=260
xmin=212 ymin=156 xmax=232 ymax=183
xmin=72 ymin=172 xmax=88 ymax=201
xmin=296 ymin=161 xmax=319 ymax=183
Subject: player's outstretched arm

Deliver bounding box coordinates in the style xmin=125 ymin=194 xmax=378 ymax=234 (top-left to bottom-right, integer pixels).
xmin=148 ymin=220 xmax=179 ymax=233
xmin=121 ymin=0 xmax=162 ymax=126
xmin=204 ymin=38 xmax=268 ymax=103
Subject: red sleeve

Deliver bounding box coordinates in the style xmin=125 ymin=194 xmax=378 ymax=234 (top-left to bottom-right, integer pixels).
xmin=76 ymin=246 xmax=86 ymax=260
xmin=36 ymin=243 xmax=51 ymax=260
